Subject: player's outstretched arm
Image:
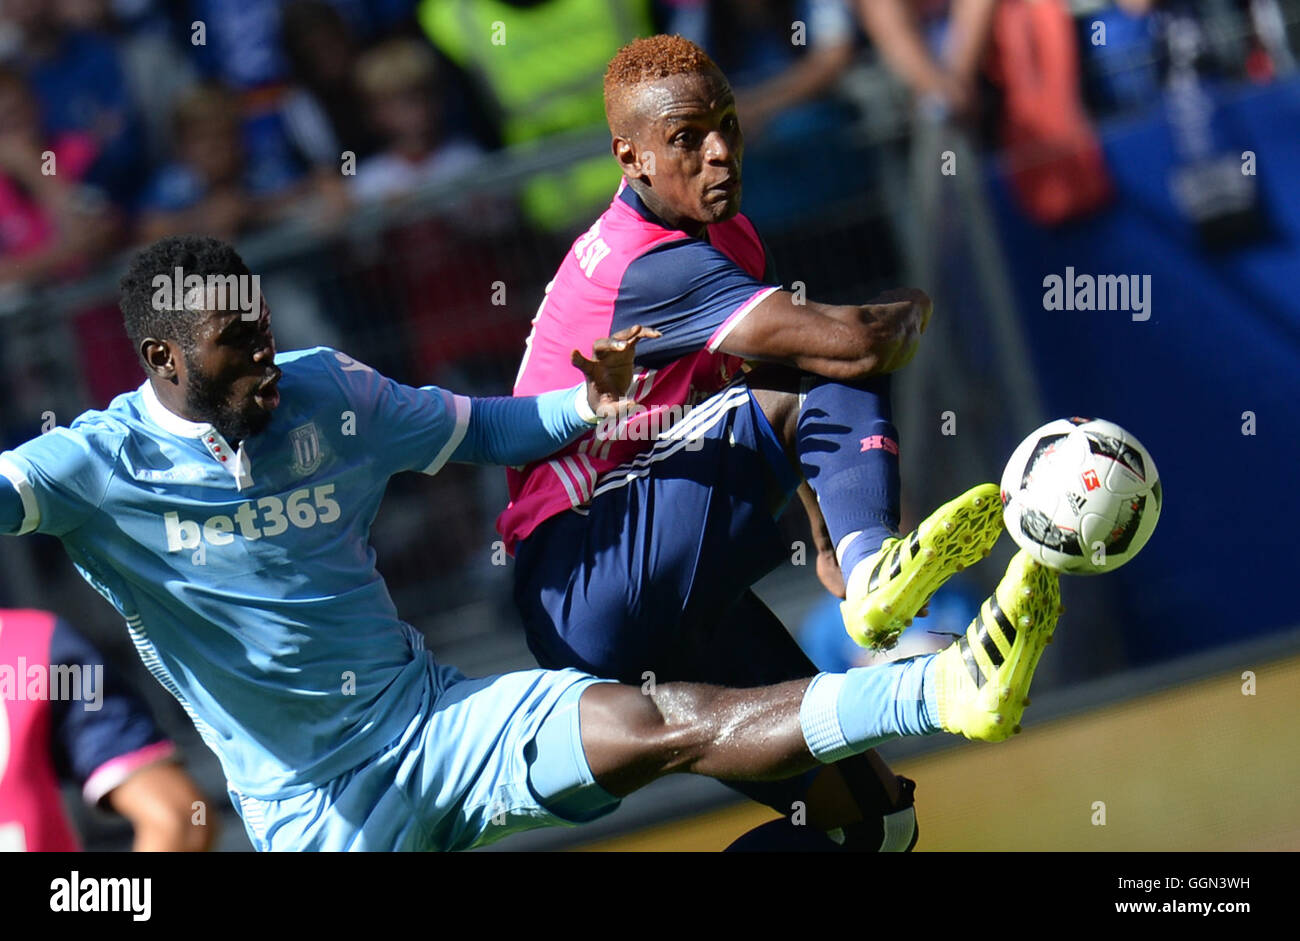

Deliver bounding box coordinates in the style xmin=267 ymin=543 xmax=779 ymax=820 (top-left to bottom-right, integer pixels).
xmin=449 ymin=325 xmax=659 ymax=467
xmin=718 ymin=287 xmax=932 ymax=381
xmin=0 ymin=429 xmax=109 ymax=539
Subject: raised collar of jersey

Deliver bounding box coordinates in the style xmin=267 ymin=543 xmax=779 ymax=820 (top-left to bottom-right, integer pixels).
xmin=616 ymin=180 xmax=710 ymax=242
xmin=139 ymin=380 xmax=254 ymax=489
xmin=141 ymin=379 xmax=214 ymax=438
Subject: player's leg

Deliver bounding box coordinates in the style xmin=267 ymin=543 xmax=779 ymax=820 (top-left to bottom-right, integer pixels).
xmin=748 ymin=366 xmax=1004 ymax=650
xmin=400 ymin=665 xmax=622 ymax=851
xmin=686 ymin=589 xmax=917 ymax=851
xmin=417 ymin=548 xmax=1060 ymax=851
xmin=515 ymin=383 xmax=919 ymax=846
xmin=574 ymin=546 xmax=1062 ymax=792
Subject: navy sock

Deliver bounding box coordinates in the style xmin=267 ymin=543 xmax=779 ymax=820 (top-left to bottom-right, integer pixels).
xmin=797 ymin=375 xmax=901 ymax=577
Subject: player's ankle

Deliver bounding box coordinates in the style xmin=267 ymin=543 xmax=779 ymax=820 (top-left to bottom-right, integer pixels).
xmin=840 ymin=530 xmax=897 ymax=598
xmin=799 ymin=656 xmax=942 ymax=764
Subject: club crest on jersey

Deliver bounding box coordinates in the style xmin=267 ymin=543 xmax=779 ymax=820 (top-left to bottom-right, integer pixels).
xmin=289 ymin=423 xmax=325 ymax=477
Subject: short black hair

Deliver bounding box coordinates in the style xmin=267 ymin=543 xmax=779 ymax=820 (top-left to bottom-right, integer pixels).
xmin=119 ymin=235 xmax=251 ymax=365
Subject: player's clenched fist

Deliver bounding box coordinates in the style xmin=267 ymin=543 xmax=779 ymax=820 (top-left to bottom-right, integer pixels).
xmin=571 ymin=324 xmax=662 ymax=421
xmin=860 ymin=288 xmax=931 ymax=375
xmin=711 ymin=283 xmax=931 ymax=382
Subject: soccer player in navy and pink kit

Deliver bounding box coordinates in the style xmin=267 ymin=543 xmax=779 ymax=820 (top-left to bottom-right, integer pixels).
xmin=0 ymin=609 xmax=214 ymax=851
xmin=505 ymin=35 xmax=1061 ymax=851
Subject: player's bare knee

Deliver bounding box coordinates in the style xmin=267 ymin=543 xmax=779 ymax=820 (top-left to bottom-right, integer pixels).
xmin=643 ymin=683 xmax=730 ymax=773
xmin=577 ymin=682 xmax=705 ymax=792
xmin=614 ymin=682 xmax=716 ymax=770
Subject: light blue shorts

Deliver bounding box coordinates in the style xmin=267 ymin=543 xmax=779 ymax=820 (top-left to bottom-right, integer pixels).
xmin=229 ymin=660 xmax=621 ymax=851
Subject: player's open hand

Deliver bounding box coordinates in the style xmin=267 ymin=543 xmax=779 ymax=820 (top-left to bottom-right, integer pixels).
xmin=572 ymin=325 xmax=661 ymax=421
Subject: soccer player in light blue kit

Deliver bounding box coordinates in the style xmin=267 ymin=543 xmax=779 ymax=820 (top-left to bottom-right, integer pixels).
xmin=0 ymin=236 xmax=1060 ymax=850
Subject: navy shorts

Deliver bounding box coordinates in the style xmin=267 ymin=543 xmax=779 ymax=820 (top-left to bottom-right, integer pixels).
xmin=514 ymin=381 xmax=828 ymax=812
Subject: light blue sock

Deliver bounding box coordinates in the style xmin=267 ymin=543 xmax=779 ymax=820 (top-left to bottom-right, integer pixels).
xmin=800 ymin=655 xmax=942 ymax=763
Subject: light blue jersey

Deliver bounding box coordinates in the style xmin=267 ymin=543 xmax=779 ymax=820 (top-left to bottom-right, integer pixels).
xmin=0 ymin=347 xmax=596 ymax=804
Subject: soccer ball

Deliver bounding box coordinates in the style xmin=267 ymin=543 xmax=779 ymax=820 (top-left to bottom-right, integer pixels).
xmin=1000 ymin=417 xmax=1161 ymax=575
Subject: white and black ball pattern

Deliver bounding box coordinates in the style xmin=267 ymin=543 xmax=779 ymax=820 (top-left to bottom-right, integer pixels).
xmin=1000 ymin=417 xmax=1161 ymax=575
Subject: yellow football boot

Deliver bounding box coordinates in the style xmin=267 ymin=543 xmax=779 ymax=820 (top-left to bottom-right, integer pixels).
xmin=841 ymin=483 xmax=1003 ymax=650
xmin=933 ymin=549 xmax=1063 ymax=743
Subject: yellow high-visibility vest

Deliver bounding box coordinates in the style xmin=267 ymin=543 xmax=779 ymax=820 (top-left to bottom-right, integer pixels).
xmin=419 ymin=0 xmax=652 ymax=229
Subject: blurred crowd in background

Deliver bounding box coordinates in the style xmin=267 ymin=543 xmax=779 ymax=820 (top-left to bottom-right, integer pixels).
xmin=1 ymin=0 xmax=1293 ymax=294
